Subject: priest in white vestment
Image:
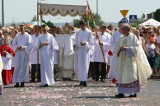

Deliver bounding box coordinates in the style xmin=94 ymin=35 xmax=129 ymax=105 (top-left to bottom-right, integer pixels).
xmin=55 ymin=24 xmax=74 ymax=80
xmin=74 ymin=20 xmax=93 ymax=86
xmin=55 ymin=33 xmax=74 ymax=80
xmin=36 ymin=25 xmax=59 ymax=87
xmin=12 ymin=24 xmax=33 ymax=87
xmin=115 ymin=24 xmax=152 ymax=98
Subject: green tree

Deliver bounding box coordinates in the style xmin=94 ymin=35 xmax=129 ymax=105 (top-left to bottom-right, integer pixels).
xmin=46 ymin=21 xmax=54 ymax=27
xmin=73 ymin=19 xmax=81 ymax=28
xmin=11 ymin=20 xmax=16 ymax=26
xmin=31 ymin=15 xmax=37 ymax=22
xmin=136 ymin=14 xmax=146 ymax=27
xmin=154 ymin=9 xmax=160 ymax=22
xmin=42 ymin=20 xmax=54 ymax=27
xmin=73 ymin=12 xmax=103 ymax=29
xmin=130 ymin=23 xmax=138 ymax=28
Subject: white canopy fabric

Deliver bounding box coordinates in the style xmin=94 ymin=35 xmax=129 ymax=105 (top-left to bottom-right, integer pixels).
xmin=39 ymin=3 xmax=87 ymax=16
xmin=139 ymin=19 xmax=160 ymax=27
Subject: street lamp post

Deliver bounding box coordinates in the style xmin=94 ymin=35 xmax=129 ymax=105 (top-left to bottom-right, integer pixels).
xmin=2 ymin=0 xmax=4 ymax=26
xmin=96 ymin=0 xmax=98 ymax=15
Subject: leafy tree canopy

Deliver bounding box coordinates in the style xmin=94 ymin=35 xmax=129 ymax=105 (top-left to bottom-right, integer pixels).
xmin=154 ymin=8 xmax=160 ymax=22
xmin=73 ymin=12 xmax=104 ymax=29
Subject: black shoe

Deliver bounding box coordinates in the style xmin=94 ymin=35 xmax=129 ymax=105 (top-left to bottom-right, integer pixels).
xmin=101 ymin=79 xmax=105 ymax=82
xmin=95 ymin=78 xmax=99 ymax=81
xmin=37 ymin=79 xmax=41 ymax=82
xmin=115 ymin=93 xmax=125 ymax=98
xmin=67 ymin=78 xmax=71 ymax=81
xmin=79 ymin=81 xmax=83 ymax=86
xmin=40 ymin=84 xmax=49 ymax=87
xmin=129 ymin=94 xmax=137 ymax=98
xmin=83 ymin=81 xmax=87 ymax=87
xmin=14 ymin=83 xmax=19 ymax=87
xmin=20 ymin=82 xmax=25 ymax=87
xmin=30 ymin=80 xmax=35 ymax=82
xmin=62 ymin=78 xmax=68 ymax=81
xmin=92 ymin=77 xmax=95 ymax=80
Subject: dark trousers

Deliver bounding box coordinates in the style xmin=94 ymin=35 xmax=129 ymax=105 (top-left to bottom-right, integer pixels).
xmin=54 ymin=64 xmax=59 ymax=80
xmin=31 ymin=64 xmax=41 ymax=82
xmin=94 ymin=62 xmax=106 ymax=80
xmin=88 ymin=62 xmax=96 ymax=79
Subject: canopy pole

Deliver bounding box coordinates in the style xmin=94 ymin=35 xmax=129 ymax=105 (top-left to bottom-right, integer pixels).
xmin=37 ymin=1 xmax=39 ymax=28
xmin=87 ymin=1 xmax=106 ymax=63
xmin=40 ymin=3 xmax=43 ymax=26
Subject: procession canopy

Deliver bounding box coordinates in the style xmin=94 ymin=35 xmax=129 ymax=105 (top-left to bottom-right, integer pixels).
xmin=39 ymin=3 xmax=88 ymax=16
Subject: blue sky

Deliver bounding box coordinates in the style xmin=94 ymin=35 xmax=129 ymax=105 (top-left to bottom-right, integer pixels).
xmin=0 ymin=0 xmax=160 ymax=24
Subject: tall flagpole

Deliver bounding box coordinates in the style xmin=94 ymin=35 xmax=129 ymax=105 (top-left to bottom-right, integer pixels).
xmin=87 ymin=1 xmax=106 ymax=63
xmin=2 ymin=0 xmax=4 ymax=26
xmin=96 ymin=0 xmax=98 ymax=15
xmin=37 ymin=1 xmax=39 ymax=25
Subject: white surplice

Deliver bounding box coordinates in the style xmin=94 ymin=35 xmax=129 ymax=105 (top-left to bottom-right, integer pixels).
xmin=93 ymin=31 xmax=111 ymax=63
xmin=1 ymin=53 xmax=12 ymax=70
xmin=12 ymin=32 xmax=33 ymax=83
xmin=90 ymin=36 xmax=95 ymax=62
xmin=29 ymin=34 xmax=40 ymax=64
xmin=36 ymin=33 xmax=59 ymax=85
xmin=74 ymin=28 xmax=93 ymax=81
xmin=55 ymin=34 xmax=74 ymax=78
xmin=108 ymin=30 xmax=122 ymax=79
xmin=0 ymin=55 xmax=3 ymax=85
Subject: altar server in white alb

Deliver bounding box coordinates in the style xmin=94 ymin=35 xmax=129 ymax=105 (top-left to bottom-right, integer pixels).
xmin=108 ymin=21 xmax=123 ymax=83
xmin=12 ymin=24 xmax=33 ymax=87
xmin=74 ymin=20 xmax=93 ymax=87
xmin=93 ymin=24 xmax=111 ymax=82
xmin=36 ymin=25 xmax=59 ymax=87
xmin=49 ymin=26 xmax=59 ymax=80
xmin=115 ymin=24 xmax=152 ymax=98
xmin=29 ymin=25 xmax=41 ymax=82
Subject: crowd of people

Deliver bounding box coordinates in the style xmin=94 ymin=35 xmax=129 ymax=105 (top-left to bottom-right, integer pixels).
xmin=0 ymin=19 xmax=159 ymax=98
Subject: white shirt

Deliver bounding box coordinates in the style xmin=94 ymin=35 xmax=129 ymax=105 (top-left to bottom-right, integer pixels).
xmin=93 ymin=31 xmax=111 ymax=63
xmin=110 ymin=30 xmax=122 ymax=53
xmin=29 ymin=34 xmax=39 ymax=64
xmin=146 ymin=43 xmax=156 ymax=57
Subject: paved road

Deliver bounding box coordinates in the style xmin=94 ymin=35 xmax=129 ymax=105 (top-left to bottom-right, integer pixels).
xmin=0 ymin=79 xmax=160 ymax=106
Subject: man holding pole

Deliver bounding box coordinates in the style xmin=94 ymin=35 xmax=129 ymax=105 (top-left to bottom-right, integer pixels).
xmin=93 ymin=24 xmax=111 ymax=82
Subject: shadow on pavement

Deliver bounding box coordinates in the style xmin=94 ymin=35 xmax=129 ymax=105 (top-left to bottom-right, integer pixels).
xmin=72 ymin=95 xmax=115 ymax=99
xmin=37 ymin=85 xmax=116 ymax=88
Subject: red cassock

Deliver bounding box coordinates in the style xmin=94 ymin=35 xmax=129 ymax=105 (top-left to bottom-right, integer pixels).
xmin=0 ymin=45 xmax=15 ymax=85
